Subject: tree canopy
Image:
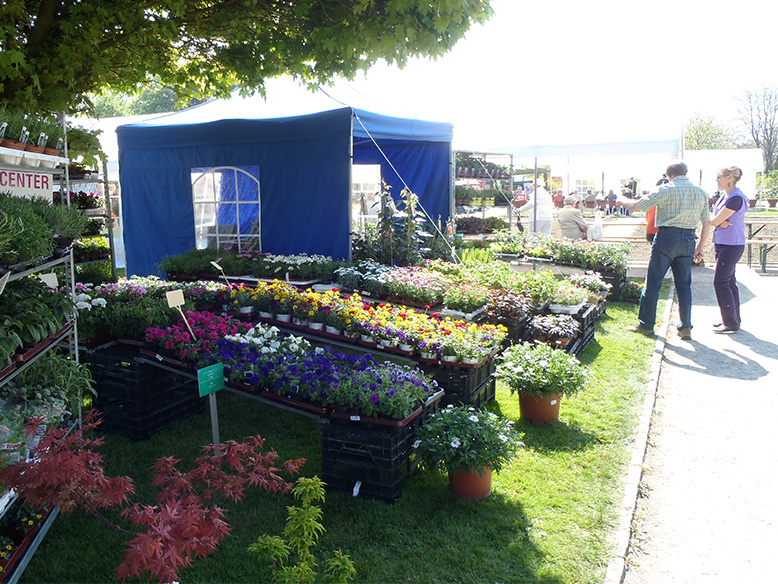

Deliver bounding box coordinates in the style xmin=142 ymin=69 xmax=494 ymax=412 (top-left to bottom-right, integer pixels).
xmin=1 ymin=0 xmax=493 ymax=115
xmin=684 ymin=113 xmax=736 ymax=150
xmin=740 ymin=86 xmax=778 ymax=173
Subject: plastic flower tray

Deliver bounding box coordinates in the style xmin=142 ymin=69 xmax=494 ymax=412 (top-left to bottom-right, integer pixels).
xmin=328 ymin=389 xmax=444 ymax=429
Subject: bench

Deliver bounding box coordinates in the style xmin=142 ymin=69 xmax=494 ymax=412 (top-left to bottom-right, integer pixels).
xmin=746 ymin=239 xmax=778 ymax=273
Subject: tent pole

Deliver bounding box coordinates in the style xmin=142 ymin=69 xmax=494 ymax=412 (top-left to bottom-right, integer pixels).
xmin=533 ymin=158 xmax=538 ymax=233
xmin=347 ymin=113 xmax=354 ymax=262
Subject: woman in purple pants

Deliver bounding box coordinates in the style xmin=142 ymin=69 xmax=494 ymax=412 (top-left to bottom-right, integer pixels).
xmin=710 ymin=166 xmax=749 ymax=333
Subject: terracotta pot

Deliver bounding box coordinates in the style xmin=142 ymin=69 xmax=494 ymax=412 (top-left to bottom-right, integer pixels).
xmin=448 ymin=466 xmax=492 ymax=500
xmin=519 ymin=393 xmax=561 ymax=424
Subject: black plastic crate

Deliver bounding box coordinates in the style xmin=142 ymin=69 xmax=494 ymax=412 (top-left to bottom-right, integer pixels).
xmin=320 ymin=467 xmax=407 ymax=503
xmin=320 ymin=417 xmax=424 ymax=502
xmin=573 ymin=303 xmax=599 ymax=330
xmin=97 ymin=394 xmax=205 ymax=441
xmin=84 ymin=344 xmax=159 ymax=390
xmin=93 ymin=373 xmax=199 ymax=418
xmin=567 ymin=327 xmax=595 ymax=358
xmin=320 ymin=421 xmax=417 ymax=467
xmin=441 ymin=376 xmax=496 ymax=408
xmin=418 ymin=358 xmax=496 ymax=397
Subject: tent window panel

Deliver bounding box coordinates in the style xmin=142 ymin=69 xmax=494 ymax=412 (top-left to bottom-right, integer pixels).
xmin=352 ymin=164 xmax=382 ymax=232
xmin=191 ymin=166 xmax=261 ymax=251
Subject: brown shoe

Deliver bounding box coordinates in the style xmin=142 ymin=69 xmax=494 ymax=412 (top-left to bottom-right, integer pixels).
xmin=678 ymin=327 xmax=692 ymax=340
xmin=628 ymin=324 xmax=655 ymax=337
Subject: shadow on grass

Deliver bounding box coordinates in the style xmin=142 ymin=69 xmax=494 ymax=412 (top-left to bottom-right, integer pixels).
xmin=517 ymin=419 xmax=599 ymax=453
xmin=23 ymin=392 xmax=563 ymax=584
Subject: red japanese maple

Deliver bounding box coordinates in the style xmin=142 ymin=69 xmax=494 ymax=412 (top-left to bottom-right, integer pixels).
xmin=0 ymin=414 xmax=304 ymax=583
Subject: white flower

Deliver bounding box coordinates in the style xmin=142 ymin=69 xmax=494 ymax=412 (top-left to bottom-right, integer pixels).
xmin=450 ymin=437 xmax=461 ymax=448
xmin=499 ymin=434 xmax=508 ymax=442
xmin=75 ymin=301 xmax=91 ymax=311
xmin=468 ymin=415 xmax=479 ymax=423
xmin=91 ymin=298 xmax=107 ymax=308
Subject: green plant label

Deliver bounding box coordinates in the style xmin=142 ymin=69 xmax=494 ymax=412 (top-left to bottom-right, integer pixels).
xmin=198 ymin=363 xmax=225 ymax=397
xmin=166 ymin=289 xmax=185 ymax=308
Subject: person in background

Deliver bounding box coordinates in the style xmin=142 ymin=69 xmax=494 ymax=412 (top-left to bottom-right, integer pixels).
xmin=708 ymin=166 xmax=748 ymax=333
xmin=520 ymin=178 xmax=553 ymax=234
xmin=553 ymin=190 xmax=565 ymax=208
xmin=617 ymin=161 xmax=711 ymax=340
xmin=627 ymin=176 xmax=638 ymax=197
xmin=645 ymin=205 xmax=658 ymax=242
xmin=605 ymin=189 xmax=618 ymax=215
xmin=645 ymin=174 xmax=667 ymax=242
xmin=558 ymin=195 xmax=588 ymax=239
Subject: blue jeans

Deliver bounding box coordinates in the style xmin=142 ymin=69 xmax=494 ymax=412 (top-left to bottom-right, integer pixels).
xmin=638 ymin=227 xmax=696 ymax=329
xmin=713 ymin=243 xmax=744 ymax=329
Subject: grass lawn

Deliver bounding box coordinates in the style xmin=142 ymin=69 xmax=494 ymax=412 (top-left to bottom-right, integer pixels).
xmin=20 ymin=294 xmax=663 ymax=584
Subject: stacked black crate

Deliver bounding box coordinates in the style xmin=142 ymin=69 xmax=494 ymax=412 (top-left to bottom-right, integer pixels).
xmin=85 ymin=343 xmax=204 ymax=440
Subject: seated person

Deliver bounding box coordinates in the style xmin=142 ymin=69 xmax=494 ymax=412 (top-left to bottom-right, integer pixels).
xmin=558 ymin=195 xmax=589 ymax=239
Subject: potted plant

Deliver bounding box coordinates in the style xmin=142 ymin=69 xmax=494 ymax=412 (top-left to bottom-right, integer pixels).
xmin=443 ymin=282 xmax=490 ymax=316
xmin=528 ymin=314 xmax=581 ymax=347
xmin=414 ymin=405 xmax=523 ymax=499
xmin=619 ymin=280 xmax=644 ymax=303
xmin=495 ymin=341 xmax=589 ymax=424
xmin=548 ymin=282 xmax=589 ymax=313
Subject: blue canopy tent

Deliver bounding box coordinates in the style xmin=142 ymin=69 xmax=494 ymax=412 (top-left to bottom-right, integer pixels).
xmin=116 ymin=91 xmax=454 ymax=276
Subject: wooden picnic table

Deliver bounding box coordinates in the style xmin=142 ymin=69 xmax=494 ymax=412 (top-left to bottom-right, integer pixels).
xmin=745 ymin=219 xmax=778 ymax=272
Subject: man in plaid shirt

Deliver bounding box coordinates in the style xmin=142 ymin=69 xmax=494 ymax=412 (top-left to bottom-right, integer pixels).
xmin=618 ymin=161 xmax=711 ymax=340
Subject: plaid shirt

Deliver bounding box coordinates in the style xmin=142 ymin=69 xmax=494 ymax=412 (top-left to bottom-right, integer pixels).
xmin=636 ymin=175 xmax=710 ymax=229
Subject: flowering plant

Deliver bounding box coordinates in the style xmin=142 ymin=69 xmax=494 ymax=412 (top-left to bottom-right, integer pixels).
xmin=380 ymin=266 xmax=453 ymax=305
xmin=442 ymin=282 xmax=490 ymax=313
xmin=144 ymin=312 xmax=252 ymax=362
xmin=567 ymin=270 xmax=611 ymax=293
xmin=327 ymin=362 xmax=438 ymax=419
xmin=0 ymin=536 xmax=14 ymax=560
xmin=528 ymin=314 xmax=581 ymax=344
xmin=513 ymin=269 xmax=559 ymax=304
xmin=549 ymin=282 xmax=589 ymax=306
xmin=485 ymin=288 xmax=530 ymax=320
xmin=414 ymin=405 xmax=522 ymax=474
xmin=495 ymin=341 xmax=589 ymax=399
xmin=620 ymin=279 xmax=644 ymax=301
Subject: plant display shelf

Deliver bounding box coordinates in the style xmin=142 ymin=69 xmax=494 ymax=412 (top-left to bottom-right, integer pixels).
xmin=0 ymin=506 xmax=60 ymax=584
xmin=0 ymin=241 xmax=76 ymax=580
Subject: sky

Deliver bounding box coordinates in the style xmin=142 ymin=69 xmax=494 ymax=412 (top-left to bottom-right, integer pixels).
xmin=328 ymin=0 xmax=778 ymax=150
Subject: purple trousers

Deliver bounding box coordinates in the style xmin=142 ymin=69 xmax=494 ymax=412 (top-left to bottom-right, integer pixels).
xmin=713 ymin=243 xmax=744 ymax=329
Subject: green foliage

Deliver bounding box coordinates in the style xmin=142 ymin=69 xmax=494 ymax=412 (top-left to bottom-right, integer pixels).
xmin=249 ymin=477 xmax=356 ymax=584
xmin=496 ymin=341 xmax=590 ymax=399
xmin=684 ymin=112 xmax=736 ymax=150
xmin=0 ymin=192 xmax=54 ymax=263
xmin=0 ymin=1 xmax=493 ymax=114
xmin=351 ymin=186 xmax=449 ymax=266
xmin=415 ymin=405 xmax=523 ymax=474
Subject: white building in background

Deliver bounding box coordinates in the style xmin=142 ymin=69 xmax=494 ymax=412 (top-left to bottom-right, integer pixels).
xmin=485 ymin=142 xmax=763 ymax=200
